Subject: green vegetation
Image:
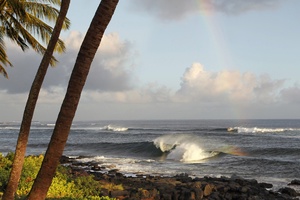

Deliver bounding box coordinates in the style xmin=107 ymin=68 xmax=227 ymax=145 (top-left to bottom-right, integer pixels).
xmin=0 ymin=153 xmax=119 ymax=200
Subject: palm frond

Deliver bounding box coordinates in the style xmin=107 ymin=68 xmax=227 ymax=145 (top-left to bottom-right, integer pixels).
xmin=0 ymin=0 xmax=70 ymax=76
xmin=0 ymin=29 xmax=12 ymax=78
xmin=23 ymin=1 xmax=70 ymax=29
xmin=0 ymin=64 xmax=9 ymax=78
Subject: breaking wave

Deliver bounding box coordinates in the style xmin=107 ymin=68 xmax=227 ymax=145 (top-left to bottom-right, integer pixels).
xmin=103 ymin=125 xmax=128 ymax=132
xmin=227 ymin=127 xmax=300 ymax=133
xmin=153 ymin=134 xmax=222 ymax=163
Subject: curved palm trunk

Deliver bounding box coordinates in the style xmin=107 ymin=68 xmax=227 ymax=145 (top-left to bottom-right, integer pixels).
xmin=27 ymin=0 xmax=119 ymax=199
xmin=2 ymin=1 xmax=70 ymax=199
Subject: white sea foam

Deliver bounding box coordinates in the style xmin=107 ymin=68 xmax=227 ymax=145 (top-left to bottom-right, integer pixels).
xmin=0 ymin=126 xmax=18 ymax=130
xmin=236 ymin=127 xmax=298 ymax=133
xmin=153 ymin=134 xmax=217 ymax=163
xmin=69 ymin=124 xmax=129 ymax=132
xmin=105 ymin=125 xmax=128 ymax=132
xmin=168 ymin=143 xmax=215 ymax=162
xmin=76 ymin=156 xmax=158 ymax=175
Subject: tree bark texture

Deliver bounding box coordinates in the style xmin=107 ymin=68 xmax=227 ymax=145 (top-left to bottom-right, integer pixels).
xmin=27 ymin=0 xmax=119 ymax=199
xmin=2 ymin=1 xmax=70 ymax=199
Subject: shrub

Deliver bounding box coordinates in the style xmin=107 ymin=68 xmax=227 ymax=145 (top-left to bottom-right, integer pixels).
xmin=0 ymin=152 xmax=13 ymax=191
xmin=0 ymin=153 xmax=118 ymax=200
xmin=17 ymin=155 xmax=44 ymax=196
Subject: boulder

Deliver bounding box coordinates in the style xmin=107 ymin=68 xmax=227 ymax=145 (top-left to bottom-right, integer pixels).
xmin=203 ymin=183 xmax=215 ymax=196
xmin=289 ymin=179 xmax=300 ymax=185
xmin=278 ymin=187 xmax=298 ymax=197
xmin=259 ymin=182 xmax=273 ymax=189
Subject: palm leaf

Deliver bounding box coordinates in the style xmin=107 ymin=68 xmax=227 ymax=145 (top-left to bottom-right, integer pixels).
xmin=0 ymin=0 xmax=70 ymax=78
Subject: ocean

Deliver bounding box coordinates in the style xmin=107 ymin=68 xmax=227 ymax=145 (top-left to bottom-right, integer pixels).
xmin=1 ymin=119 xmax=300 ymax=190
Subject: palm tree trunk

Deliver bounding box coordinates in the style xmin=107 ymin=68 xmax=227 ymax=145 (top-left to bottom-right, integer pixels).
xmin=2 ymin=1 xmax=70 ymax=199
xmin=27 ymin=0 xmax=119 ymax=199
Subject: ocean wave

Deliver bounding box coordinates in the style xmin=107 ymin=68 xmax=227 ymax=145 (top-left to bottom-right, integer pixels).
xmin=153 ymin=134 xmax=225 ymax=163
xmin=65 ymin=141 xmax=164 ymax=158
xmin=0 ymin=126 xmax=19 ymax=130
xmin=104 ymin=125 xmax=128 ymax=132
xmin=248 ymin=147 xmax=300 ymax=158
xmin=64 ymin=125 xmax=129 ymax=132
xmin=228 ymin=127 xmax=300 ymax=133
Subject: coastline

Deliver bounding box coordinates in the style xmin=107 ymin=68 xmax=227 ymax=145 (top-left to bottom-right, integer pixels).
xmin=61 ymin=155 xmax=300 ymax=200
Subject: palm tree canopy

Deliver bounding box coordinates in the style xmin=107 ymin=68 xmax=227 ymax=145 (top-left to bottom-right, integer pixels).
xmin=0 ymin=0 xmax=70 ymax=78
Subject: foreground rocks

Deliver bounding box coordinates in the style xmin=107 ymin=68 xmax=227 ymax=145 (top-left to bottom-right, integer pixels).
xmin=101 ymin=173 xmax=299 ymax=200
xmin=60 ymin=156 xmax=300 ymax=200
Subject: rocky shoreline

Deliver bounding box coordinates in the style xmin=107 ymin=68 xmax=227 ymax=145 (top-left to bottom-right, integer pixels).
xmin=60 ymin=156 xmax=300 ymax=200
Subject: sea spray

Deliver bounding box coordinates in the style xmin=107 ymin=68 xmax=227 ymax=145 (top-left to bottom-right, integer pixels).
xmin=168 ymin=142 xmax=216 ymax=162
xmin=235 ymin=127 xmax=298 ymax=133
xmin=153 ymin=134 xmax=219 ymax=162
xmin=105 ymin=125 xmax=128 ymax=132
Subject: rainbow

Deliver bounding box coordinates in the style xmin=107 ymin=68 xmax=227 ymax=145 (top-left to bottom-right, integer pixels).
xmin=196 ymin=0 xmax=234 ymax=69
xmin=196 ymin=0 xmax=246 ymax=119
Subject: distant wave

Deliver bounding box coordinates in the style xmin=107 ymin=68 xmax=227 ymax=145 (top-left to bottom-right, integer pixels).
xmin=2 ymin=121 xmax=299 ymax=134
xmin=0 ymin=126 xmax=19 ymax=130
xmin=104 ymin=125 xmax=128 ymax=132
xmin=62 ymin=125 xmax=129 ymax=132
xmin=227 ymin=127 xmax=300 ymax=133
xmin=129 ymin=127 xmax=231 ymax=132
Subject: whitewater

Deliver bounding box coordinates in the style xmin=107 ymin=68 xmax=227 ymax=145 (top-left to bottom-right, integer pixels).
xmin=1 ymin=119 xmax=300 ymax=191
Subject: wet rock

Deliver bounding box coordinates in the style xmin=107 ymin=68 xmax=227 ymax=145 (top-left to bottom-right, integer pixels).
xmin=108 ymin=169 xmax=119 ymax=176
xmin=62 ymin=158 xmax=300 ymax=200
xmin=203 ymin=183 xmax=215 ymax=196
xmin=289 ymin=179 xmax=300 ymax=186
xmin=278 ymin=187 xmax=298 ymax=197
xmin=60 ymin=155 xmax=74 ymax=164
xmin=175 ymin=173 xmax=193 ymax=183
xmin=259 ymin=182 xmax=273 ymax=189
xmin=91 ymin=164 xmax=101 ymax=171
xmin=193 ymin=187 xmax=203 ymax=199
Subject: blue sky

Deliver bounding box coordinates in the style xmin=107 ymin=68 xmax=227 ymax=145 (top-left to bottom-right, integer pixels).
xmin=0 ymin=0 xmax=300 ymax=121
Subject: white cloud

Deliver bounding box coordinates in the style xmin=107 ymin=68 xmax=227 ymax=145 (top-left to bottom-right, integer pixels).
xmin=174 ymin=63 xmax=285 ymax=104
xmin=76 ymin=62 xmax=291 ymax=109
xmin=0 ymin=31 xmax=138 ymax=121
xmin=1 ymin=42 xmax=299 ymax=120
xmin=64 ymin=31 xmax=83 ymax=49
xmin=85 ymin=33 xmax=135 ymax=91
xmin=0 ymin=31 xmax=135 ymax=94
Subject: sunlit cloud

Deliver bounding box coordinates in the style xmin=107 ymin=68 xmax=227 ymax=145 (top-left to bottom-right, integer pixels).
xmin=174 ymin=63 xmax=285 ymax=104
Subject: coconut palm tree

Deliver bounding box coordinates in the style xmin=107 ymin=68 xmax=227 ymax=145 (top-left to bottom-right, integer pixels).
xmin=0 ymin=0 xmax=70 ymax=78
xmin=2 ymin=0 xmax=70 ymax=199
xmin=27 ymin=0 xmax=119 ymax=199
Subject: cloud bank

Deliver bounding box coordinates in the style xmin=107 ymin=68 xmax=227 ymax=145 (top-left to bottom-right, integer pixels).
xmin=0 ymin=31 xmax=299 ymax=120
xmin=0 ymin=31 xmax=134 ymax=94
xmin=175 ymin=63 xmax=285 ymax=104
